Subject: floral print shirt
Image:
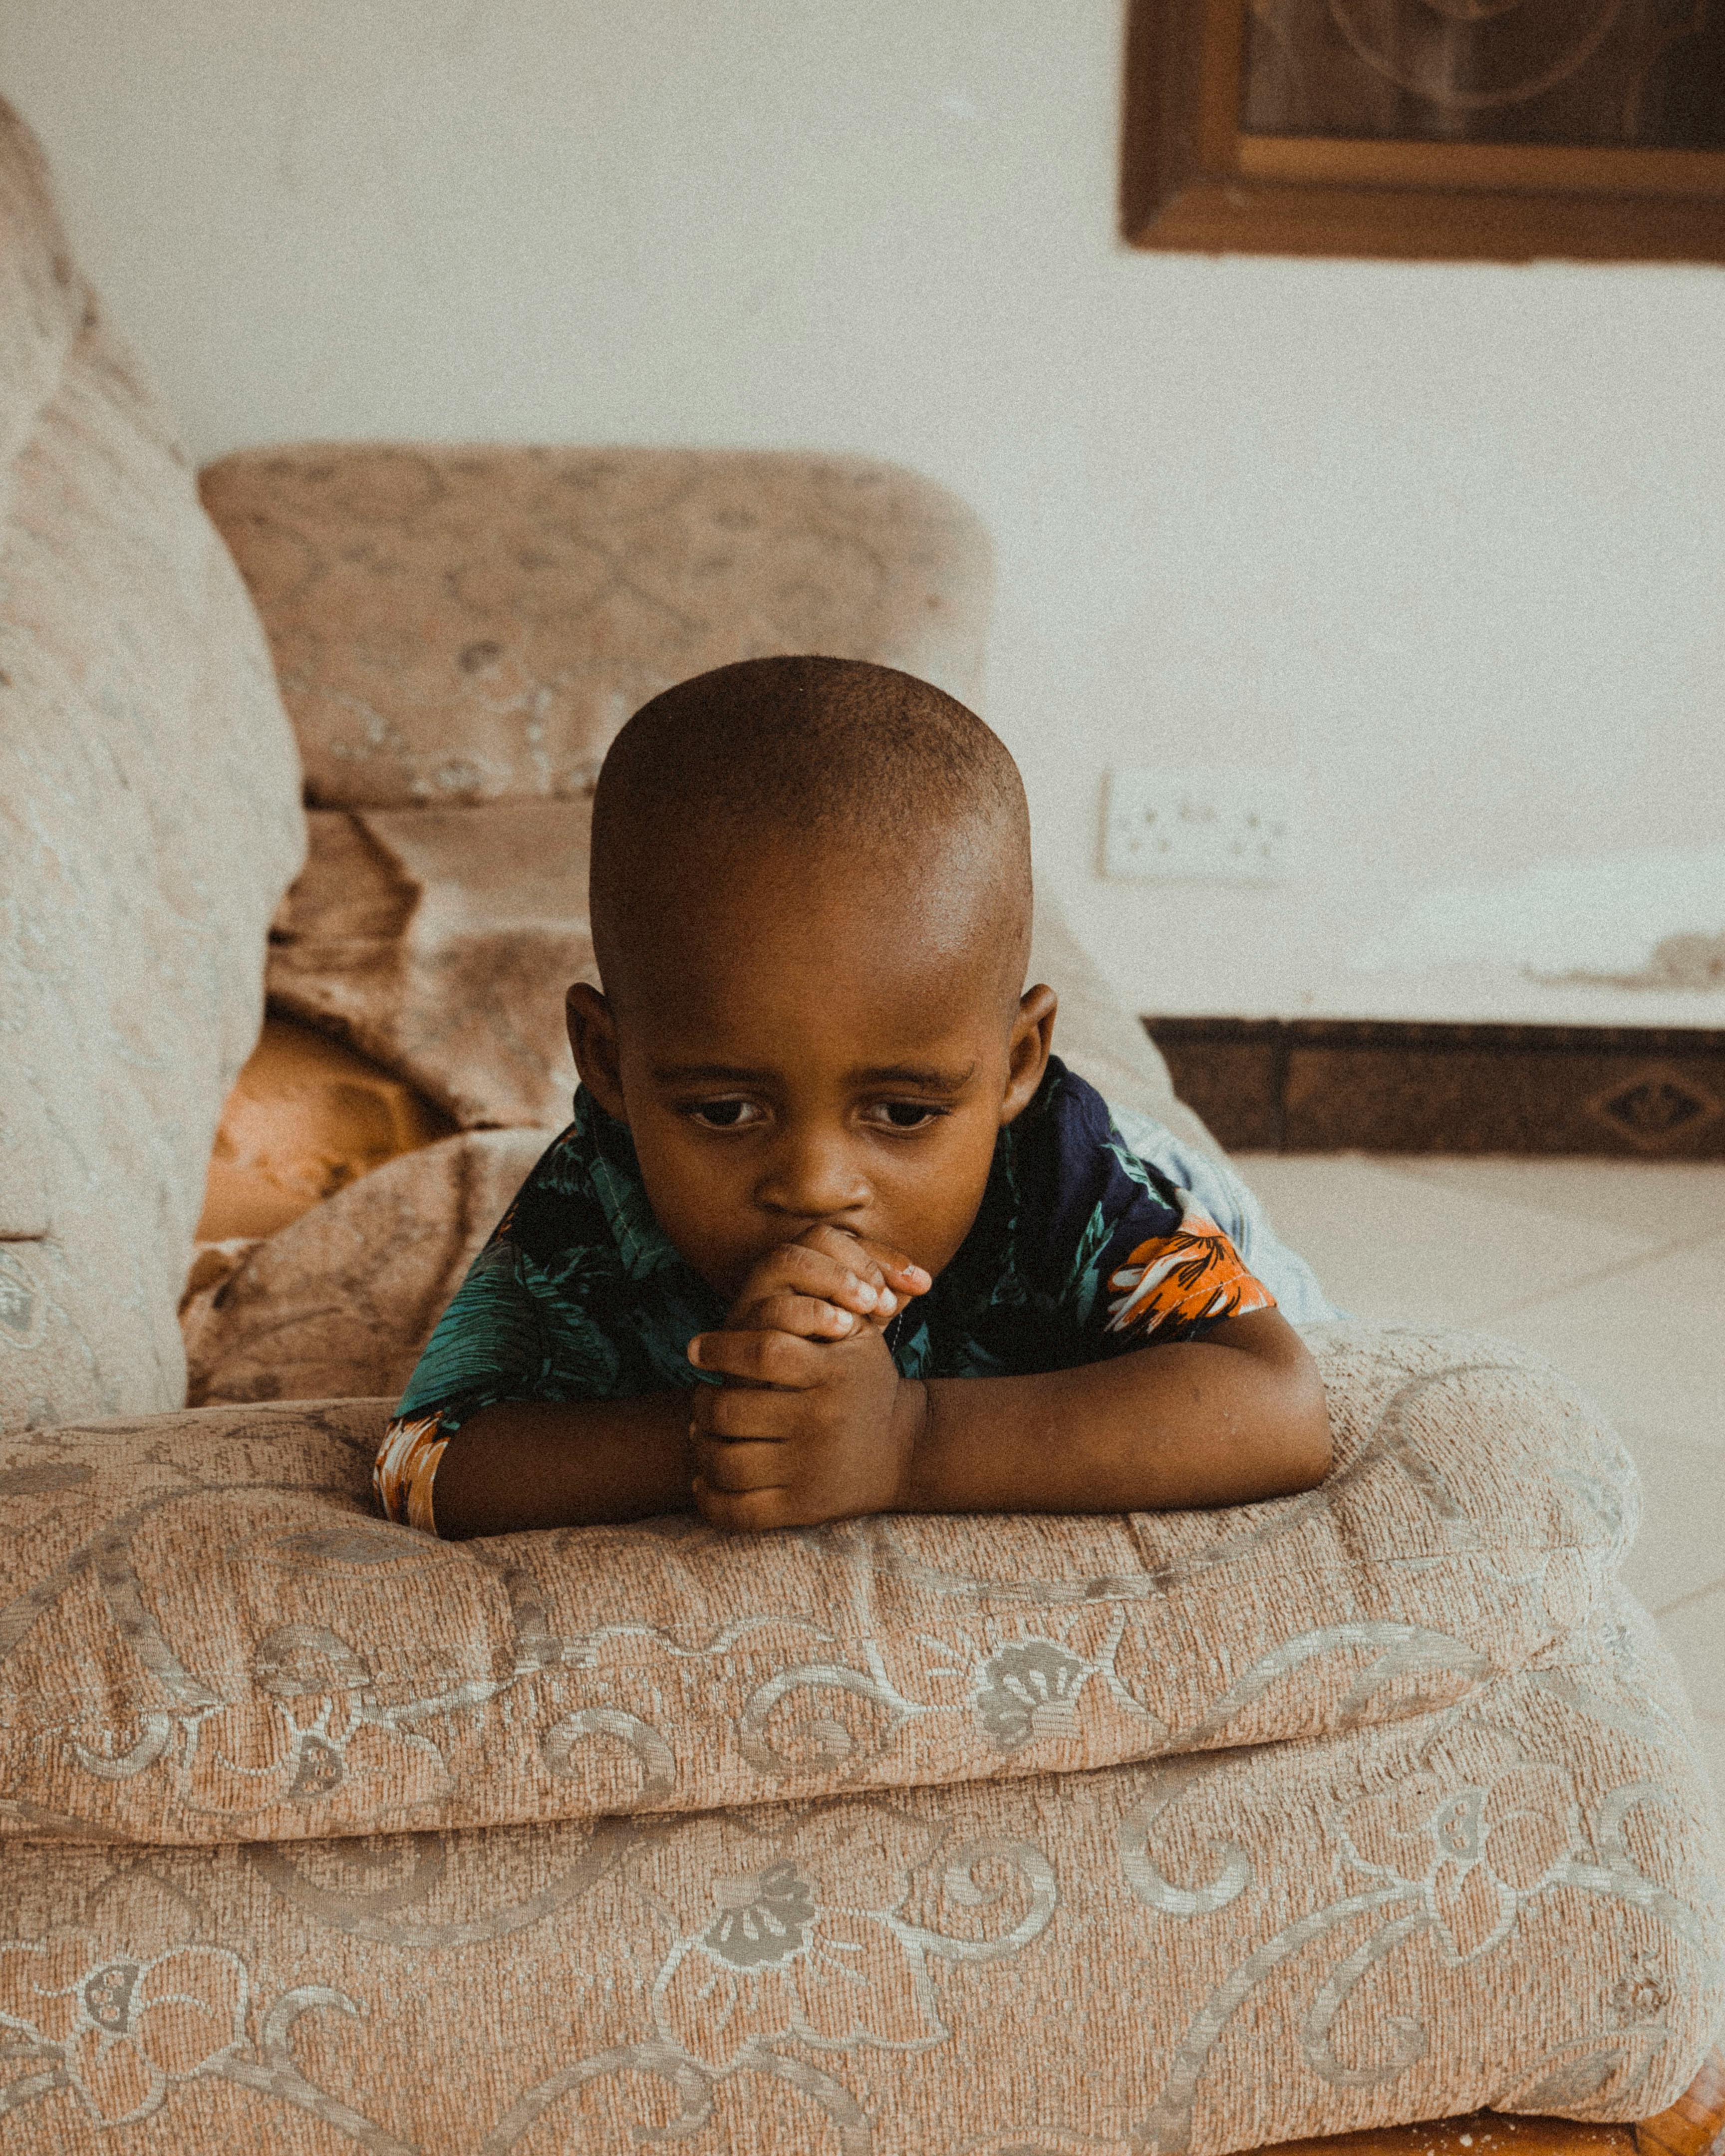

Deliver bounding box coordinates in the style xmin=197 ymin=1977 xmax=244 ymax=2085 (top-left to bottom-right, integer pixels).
xmin=375 ymin=1057 xmax=1277 ymax=1534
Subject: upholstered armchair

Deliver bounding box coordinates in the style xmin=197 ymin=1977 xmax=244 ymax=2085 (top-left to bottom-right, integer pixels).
xmin=1 ymin=95 xmax=1720 ymax=2156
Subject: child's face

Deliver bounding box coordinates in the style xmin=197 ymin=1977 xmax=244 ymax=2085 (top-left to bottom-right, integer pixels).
xmin=569 ymin=842 xmax=1053 ymax=1302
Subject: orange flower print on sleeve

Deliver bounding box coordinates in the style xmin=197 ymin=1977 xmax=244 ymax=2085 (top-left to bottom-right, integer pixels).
xmin=373 ymin=1410 xmax=452 ymax=1534
xmin=1103 ymin=1192 xmax=1274 ymax=1343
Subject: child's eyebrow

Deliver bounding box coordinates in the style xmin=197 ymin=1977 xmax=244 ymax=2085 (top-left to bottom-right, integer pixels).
xmin=649 ymin=1061 xmax=978 ymax=1093
xmin=651 ymin=1063 xmax=776 ymax=1086
xmin=849 ymin=1062 xmax=977 ymax=1094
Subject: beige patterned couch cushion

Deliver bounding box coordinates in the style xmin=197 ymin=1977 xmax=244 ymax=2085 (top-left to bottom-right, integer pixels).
xmin=183 ymin=1127 xmax=548 ymax=1407
xmin=0 ymin=1327 xmax=1671 ymax=1850
xmin=0 ymin=100 xmax=304 ymax=1435
xmin=200 ymin=444 xmax=994 ymax=811
xmin=268 ymin=801 xmax=598 ymax=1129
xmin=0 ymin=1387 xmax=1720 ymax=2149
xmin=4 ymin=1689 xmax=1720 ymax=2153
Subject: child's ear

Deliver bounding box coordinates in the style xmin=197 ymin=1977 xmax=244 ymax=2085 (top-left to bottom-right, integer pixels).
xmin=566 ymin=982 xmax=629 ymax=1122
xmin=1000 ymin=983 xmax=1058 ymax=1124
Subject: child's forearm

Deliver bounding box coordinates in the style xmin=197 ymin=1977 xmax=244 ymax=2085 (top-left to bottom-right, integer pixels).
xmin=429 ymin=1393 xmax=693 ymax=1537
xmin=897 ymin=1312 xmax=1330 ymax=1515
xmin=425 ymin=1314 xmax=1327 ymax=1536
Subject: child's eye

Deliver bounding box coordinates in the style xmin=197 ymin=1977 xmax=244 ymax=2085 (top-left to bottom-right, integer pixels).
xmin=871 ymin=1101 xmax=945 ymax=1131
xmin=688 ymin=1099 xmax=762 ymax=1130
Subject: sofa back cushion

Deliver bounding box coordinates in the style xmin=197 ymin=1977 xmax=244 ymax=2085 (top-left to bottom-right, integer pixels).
xmin=200 ymin=444 xmax=996 ymax=811
xmin=0 ymin=98 xmax=305 ymax=1432
xmin=204 ymin=439 xmax=1214 ymax=1145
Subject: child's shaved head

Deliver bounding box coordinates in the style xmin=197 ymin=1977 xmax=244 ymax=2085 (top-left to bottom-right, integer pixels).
xmin=590 ymin=655 xmax=1032 ymax=1007
xmin=571 ymin=655 xmax=1056 ymax=1299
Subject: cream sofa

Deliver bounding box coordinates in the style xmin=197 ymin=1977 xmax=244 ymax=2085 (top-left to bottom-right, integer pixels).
xmin=1 ymin=96 xmax=1721 ymax=2156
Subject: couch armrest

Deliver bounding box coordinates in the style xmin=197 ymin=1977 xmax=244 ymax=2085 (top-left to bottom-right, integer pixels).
xmin=0 ymin=1324 xmax=1679 ymax=1850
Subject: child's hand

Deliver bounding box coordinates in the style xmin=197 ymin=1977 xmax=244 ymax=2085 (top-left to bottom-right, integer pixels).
xmin=686 ymin=1227 xmax=930 ymax=1530
xmin=719 ymin=1224 xmax=929 ymax=1341
xmin=685 ymin=1319 xmax=926 ymax=1530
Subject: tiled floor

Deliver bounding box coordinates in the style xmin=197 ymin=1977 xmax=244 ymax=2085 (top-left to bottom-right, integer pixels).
xmin=1237 ymin=1152 xmax=1725 ymax=1797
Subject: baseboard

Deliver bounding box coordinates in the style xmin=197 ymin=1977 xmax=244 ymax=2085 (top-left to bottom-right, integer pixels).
xmin=1142 ymin=1017 xmax=1725 ymax=1157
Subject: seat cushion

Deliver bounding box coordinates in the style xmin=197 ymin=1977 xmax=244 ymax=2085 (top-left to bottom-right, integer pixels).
xmin=0 ymin=100 xmax=304 ymax=1435
xmin=267 ymin=799 xmax=601 ymax=1129
xmin=183 ymin=1126 xmax=547 ymax=1406
xmin=0 ymin=1661 xmax=1717 ymax=2152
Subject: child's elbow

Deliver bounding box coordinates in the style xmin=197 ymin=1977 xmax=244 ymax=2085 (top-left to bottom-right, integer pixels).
xmin=1269 ymin=1358 xmax=1332 ymax=1495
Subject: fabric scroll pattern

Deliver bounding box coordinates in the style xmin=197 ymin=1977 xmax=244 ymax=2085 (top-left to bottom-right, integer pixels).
xmin=0 ymin=1695 xmax=1718 ymax=2151
xmin=0 ymin=1326 xmax=1723 ymax=2150
xmin=0 ymin=1327 xmax=1683 ymax=1846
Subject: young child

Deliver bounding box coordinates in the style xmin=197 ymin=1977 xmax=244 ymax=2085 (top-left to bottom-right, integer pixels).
xmin=374 ymin=655 xmax=1336 ymax=1539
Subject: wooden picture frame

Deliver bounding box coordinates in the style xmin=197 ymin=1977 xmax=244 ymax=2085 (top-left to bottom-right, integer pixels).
xmin=1121 ymin=0 xmax=1725 ymax=263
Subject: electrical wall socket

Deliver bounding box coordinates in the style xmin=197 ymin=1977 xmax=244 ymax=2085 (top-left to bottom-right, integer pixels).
xmin=1103 ymin=766 xmax=1298 ymax=884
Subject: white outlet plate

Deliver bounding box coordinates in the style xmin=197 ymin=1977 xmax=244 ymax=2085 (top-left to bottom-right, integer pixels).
xmin=1103 ymin=766 xmax=1299 ymax=884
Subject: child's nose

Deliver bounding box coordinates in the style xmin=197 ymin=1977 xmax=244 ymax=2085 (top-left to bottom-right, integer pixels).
xmin=755 ymin=1130 xmax=870 ymax=1223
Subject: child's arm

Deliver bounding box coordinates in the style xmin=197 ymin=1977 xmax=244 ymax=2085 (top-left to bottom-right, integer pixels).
xmin=430 ymin=1392 xmax=695 ymax=1536
xmin=907 ymin=1308 xmax=1329 ymax=1513
xmin=688 ymin=1304 xmax=1329 ymax=1530
xmin=434 ymin=1306 xmax=1326 ymax=1537
xmin=426 ymin=1230 xmax=1328 ymax=1536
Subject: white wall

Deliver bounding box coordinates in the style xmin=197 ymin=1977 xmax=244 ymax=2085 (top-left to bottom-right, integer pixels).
xmin=5 ymin=0 xmax=1724 ymax=1024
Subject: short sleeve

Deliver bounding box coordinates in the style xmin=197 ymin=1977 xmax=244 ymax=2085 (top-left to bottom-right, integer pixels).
xmin=979 ymin=1062 xmax=1277 ymax=1370
xmin=1105 ymin=1101 xmax=1343 ymax=1327
xmin=375 ymin=1102 xmax=723 ymax=1530
xmin=391 ymin=1238 xmax=551 ymax=1433
xmin=1098 ymin=1186 xmax=1276 ymax=1344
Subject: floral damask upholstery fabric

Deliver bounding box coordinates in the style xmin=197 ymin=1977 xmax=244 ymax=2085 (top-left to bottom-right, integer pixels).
xmin=182 ymin=1128 xmax=551 ymax=1409
xmin=0 ymin=1328 xmax=1704 ymax=1855
xmin=199 ymin=443 xmax=994 ymax=812
xmin=0 ymin=1702 xmax=1717 ymax=2154
xmin=0 ymin=99 xmax=304 ymax=1436
xmin=0 ymin=1337 xmax=1720 ymax=2151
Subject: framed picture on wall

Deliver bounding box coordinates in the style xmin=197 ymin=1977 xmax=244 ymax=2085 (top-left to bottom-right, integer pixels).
xmin=1122 ymin=0 xmax=1725 ymax=261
